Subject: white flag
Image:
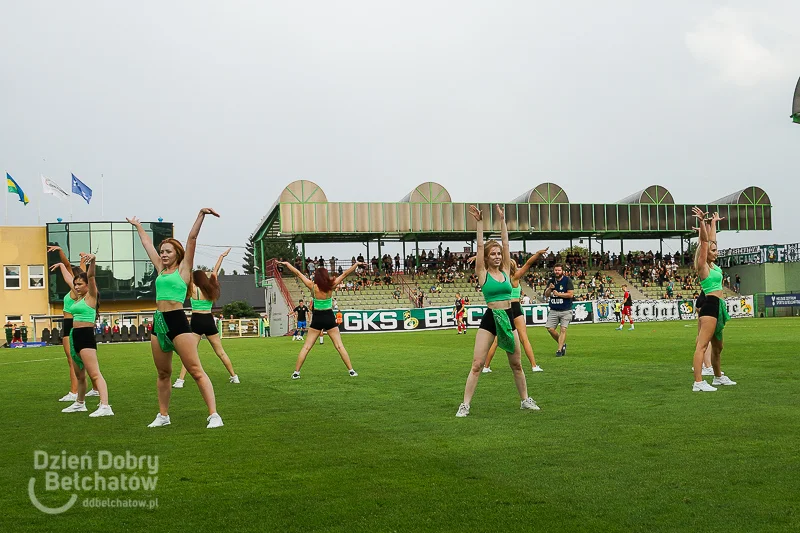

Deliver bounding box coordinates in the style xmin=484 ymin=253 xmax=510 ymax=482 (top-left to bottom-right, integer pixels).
xmin=42 ymin=175 xmax=69 ymax=201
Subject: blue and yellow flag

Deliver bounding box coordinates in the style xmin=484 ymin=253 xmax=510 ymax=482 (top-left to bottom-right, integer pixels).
xmin=6 ymin=173 xmax=29 ymax=205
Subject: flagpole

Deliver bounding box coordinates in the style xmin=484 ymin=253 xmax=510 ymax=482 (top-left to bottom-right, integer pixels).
xmin=4 ymin=177 xmax=8 ymax=225
xmin=101 ymin=173 xmax=104 ymax=219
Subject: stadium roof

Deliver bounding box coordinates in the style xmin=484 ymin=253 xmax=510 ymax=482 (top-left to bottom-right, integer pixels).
xmin=253 ymin=180 xmax=772 ymax=246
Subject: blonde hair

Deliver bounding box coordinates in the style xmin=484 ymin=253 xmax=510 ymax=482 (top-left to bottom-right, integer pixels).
xmin=483 ymin=240 xmax=502 ymax=265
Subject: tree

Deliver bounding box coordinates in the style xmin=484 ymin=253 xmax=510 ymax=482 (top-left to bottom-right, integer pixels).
xmin=559 ymin=245 xmax=589 ymax=256
xmin=221 ymin=300 xmax=256 ymax=318
xmin=242 ymin=235 xmax=256 ymax=275
xmin=218 ymin=267 xmax=225 ymax=276
xmin=233 ymin=269 xmax=239 ymax=275
xmin=196 ymin=265 xmax=211 ymax=272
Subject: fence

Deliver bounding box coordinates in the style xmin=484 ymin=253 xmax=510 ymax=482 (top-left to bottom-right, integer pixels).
xmin=754 ymin=292 xmax=800 ymax=318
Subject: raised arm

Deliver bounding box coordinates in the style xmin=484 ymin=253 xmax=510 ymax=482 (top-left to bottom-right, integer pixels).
xmin=333 ymin=262 xmax=364 ymax=287
xmin=184 ymin=208 xmax=220 ymax=279
xmin=213 ymin=248 xmax=231 ymax=276
xmin=708 ymin=211 xmax=724 ymax=247
xmin=514 ymin=247 xmax=549 ymax=280
xmin=47 ymin=245 xmax=83 ymax=274
xmin=50 ymin=262 xmax=74 ymax=288
xmin=496 ymin=204 xmax=511 ymax=272
xmin=280 ymin=261 xmax=314 ymax=291
xmin=691 ymin=207 xmax=710 ymax=278
xmin=82 ymin=253 xmax=98 ymax=298
xmin=127 ymin=217 xmax=161 ymax=270
xmin=469 ymin=205 xmax=486 ymax=281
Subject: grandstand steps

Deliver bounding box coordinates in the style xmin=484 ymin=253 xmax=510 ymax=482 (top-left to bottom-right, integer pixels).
xmin=606 ymin=270 xmax=644 ymax=300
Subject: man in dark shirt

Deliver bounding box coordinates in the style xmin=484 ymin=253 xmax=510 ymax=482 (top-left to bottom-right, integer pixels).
xmin=292 ymin=299 xmax=310 ymax=341
xmin=543 ymin=263 xmax=574 ymax=356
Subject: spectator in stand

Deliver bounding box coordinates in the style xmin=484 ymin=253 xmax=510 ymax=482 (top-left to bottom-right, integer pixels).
xmin=734 ymin=274 xmax=741 ymax=293
xmin=395 ymin=254 xmax=401 ymax=272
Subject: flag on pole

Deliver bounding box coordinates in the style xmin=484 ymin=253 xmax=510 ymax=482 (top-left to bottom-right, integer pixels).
xmin=42 ymin=175 xmax=70 ymax=201
xmin=7 ymin=173 xmax=29 ymax=205
xmin=71 ymin=174 xmax=92 ymax=204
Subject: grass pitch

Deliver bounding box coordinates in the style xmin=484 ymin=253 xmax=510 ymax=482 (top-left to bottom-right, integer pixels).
xmin=2 ymin=318 xmax=799 ymax=532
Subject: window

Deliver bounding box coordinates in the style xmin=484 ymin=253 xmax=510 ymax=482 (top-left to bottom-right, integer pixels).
xmin=5 ymin=315 xmax=22 ymax=322
xmin=28 ymin=265 xmax=45 ymax=289
xmin=4 ymin=266 xmax=21 ymax=289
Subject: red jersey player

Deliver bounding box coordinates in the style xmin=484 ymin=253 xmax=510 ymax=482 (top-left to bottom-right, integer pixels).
xmin=616 ymin=284 xmax=635 ymax=330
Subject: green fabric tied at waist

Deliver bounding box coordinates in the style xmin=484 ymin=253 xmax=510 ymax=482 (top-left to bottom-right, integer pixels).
xmin=715 ymin=299 xmax=730 ymax=341
xmin=68 ymin=330 xmax=84 ymax=370
xmin=154 ymin=311 xmax=175 ymax=353
xmin=492 ymin=308 xmax=516 ymax=354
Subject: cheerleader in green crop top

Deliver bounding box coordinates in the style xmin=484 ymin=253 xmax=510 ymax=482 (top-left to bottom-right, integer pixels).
xmin=481 ymin=247 xmax=549 ymax=374
xmin=456 ymin=205 xmax=540 ymax=418
xmin=280 ymin=260 xmax=365 ymax=380
xmin=128 ymin=209 xmax=225 ymax=429
xmin=56 ymin=254 xmax=114 ymax=417
xmin=173 ymin=248 xmax=239 ymax=389
xmin=690 ymin=208 xmax=736 ymax=392
xmin=48 ymin=245 xmax=100 ymax=402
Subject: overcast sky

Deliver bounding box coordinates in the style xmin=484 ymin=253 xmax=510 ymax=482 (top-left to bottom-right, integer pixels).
xmin=2 ymin=1 xmax=798 ymax=268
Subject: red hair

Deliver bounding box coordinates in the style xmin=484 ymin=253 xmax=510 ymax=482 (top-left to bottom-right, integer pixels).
xmin=313 ymin=267 xmax=334 ymax=293
xmin=193 ymin=270 xmax=220 ymax=301
xmin=159 ymin=238 xmax=185 ymax=265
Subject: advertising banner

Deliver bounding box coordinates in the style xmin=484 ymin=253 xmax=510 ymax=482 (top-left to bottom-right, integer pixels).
xmin=338 ymin=301 xmax=595 ymax=333
xmin=764 ymin=294 xmax=800 ymax=307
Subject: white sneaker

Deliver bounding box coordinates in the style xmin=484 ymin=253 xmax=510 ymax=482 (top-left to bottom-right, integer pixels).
xmin=628 ymin=326 xmax=635 ymax=331
xmin=349 ymin=369 xmax=358 ymax=377
xmin=89 ymin=404 xmax=114 ymax=417
xmin=712 ymin=375 xmax=737 ymax=386
xmin=615 ymin=326 xmax=623 ymax=331
xmin=147 ymin=413 xmax=171 ymax=428
xmin=59 ymin=392 xmax=77 ymax=402
xmin=531 ymin=365 xmax=544 ymax=372
xmin=61 ymin=401 xmax=87 ymax=413
xmin=291 ymin=371 xmax=301 ymax=380
xmin=319 ymin=337 xmax=324 ymax=344
xmin=206 ymin=413 xmax=224 ymax=429
xmin=229 ymin=375 xmax=240 ymax=384
xmin=520 ymin=397 xmax=541 ymax=410
xmin=481 ymin=367 xmax=492 ymax=373
xmin=173 ymin=379 xmax=185 ymax=389
xmin=692 ymin=381 xmax=717 ymax=392
xmin=85 ymin=389 xmax=100 ymax=397
xmin=701 ymin=367 xmax=714 ymax=377
xmin=456 ymin=403 xmax=470 ymax=417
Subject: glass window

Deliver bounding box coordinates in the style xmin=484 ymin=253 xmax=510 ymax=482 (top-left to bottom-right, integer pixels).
xmin=48 ymin=231 xmax=68 ymax=252
xmin=92 ymin=231 xmax=113 ymax=262
xmin=28 ymin=265 xmax=45 ymax=289
xmin=5 ymin=315 xmax=22 ymax=322
xmin=49 ymin=223 xmax=66 ymax=232
xmin=134 ymin=260 xmax=157 ymax=300
xmin=112 ymin=261 xmax=135 ymax=290
xmin=113 ymin=228 xmax=135 ymax=260
xmin=69 ymin=232 xmax=91 ymax=262
xmin=67 ymin=223 xmax=90 ymax=231
xmin=4 ymin=266 xmax=21 ymax=289
xmin=91 ymin=222 xmax=111 ymax=231
xmin=113 ymin=222 xmax=133 ymax=231
xmin=94 ymin=262 xmax=114 ymax=291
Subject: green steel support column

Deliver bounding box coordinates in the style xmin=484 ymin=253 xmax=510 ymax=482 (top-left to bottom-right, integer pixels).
xmin=301 ymin=240 xmax=306 ymax=271
xmin=522 ymin=240 xmax=527 ymax=253
xmin=660 ymin=238 xmax=663 ymax=256
xmin=570 ymin=238 xmax=573 ymax=251
xmin=415 ymin=239 xmax=419 ymax=267
xmin=259 ymin=239 xmax=265 ymax=286
xmin=402 ymin=241 xmax=406 ymax=272
xmin=366 ymin=241 xmax=370 ymax=267
xmin=620 ymin=239 xmax=624 ymax=264
xmin=601 ymin=238 xmax=604 ymax=255
xmin=377 ymin=238 xmax=382 ymax=273
xmin=588 ymin=237 xmax=592 ymax=266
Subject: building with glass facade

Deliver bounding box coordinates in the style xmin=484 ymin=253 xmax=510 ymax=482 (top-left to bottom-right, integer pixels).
xmin=46 ymin=221 xmax=173 ymax=305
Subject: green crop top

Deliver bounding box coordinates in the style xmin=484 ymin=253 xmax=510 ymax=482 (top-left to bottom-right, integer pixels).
xmin=482 ymin=271 xmax=513 ymax=303
xmin=63 ymin=292 xmax=76 ymax=315
xmin=700 ymin=264 xmax=724 ymax=294
xmin=156 ymin=269 xmax=188 ymax=303
xmin=191 ymin=298 xmax=213 ymax=311
xmin=511 ymin=285 xmax=522 ymax=299
xmin=71 ymin=297 xmax=96 ymax=323
xmin=313 ymin=297 xmax=333 ymax=311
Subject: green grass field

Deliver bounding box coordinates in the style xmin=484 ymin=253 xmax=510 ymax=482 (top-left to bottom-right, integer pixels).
xmin=2 ymin=318 xmax=799 ymax=532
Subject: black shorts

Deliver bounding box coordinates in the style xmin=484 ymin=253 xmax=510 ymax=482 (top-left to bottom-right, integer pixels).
xmin=696 ymin=292 xmax=721 ymax=319
xmin=510 ymin=302 xmax=523 ymax=320
xmin=72 ymin=327 xmax=97 ymax=353
xmin=191 ymin=313 xmax=219 ymax=337
xmin=162 ymin=309 xmax=192 ymax=340
xmin=478 ymin=308 xmax=516 ymax=336
xmin=310 ymin=309 xmax=338 ymax=331
xmin=63 ymin=318 xmax=73 ymax=336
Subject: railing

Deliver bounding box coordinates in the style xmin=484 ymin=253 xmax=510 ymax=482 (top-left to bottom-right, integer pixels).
xmin=264 ymin=259 xmax=295 ymax=310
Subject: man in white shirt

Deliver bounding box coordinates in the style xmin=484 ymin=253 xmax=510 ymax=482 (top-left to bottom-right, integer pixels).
xmin=522 ymin=294 xmax=531 ymax=305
